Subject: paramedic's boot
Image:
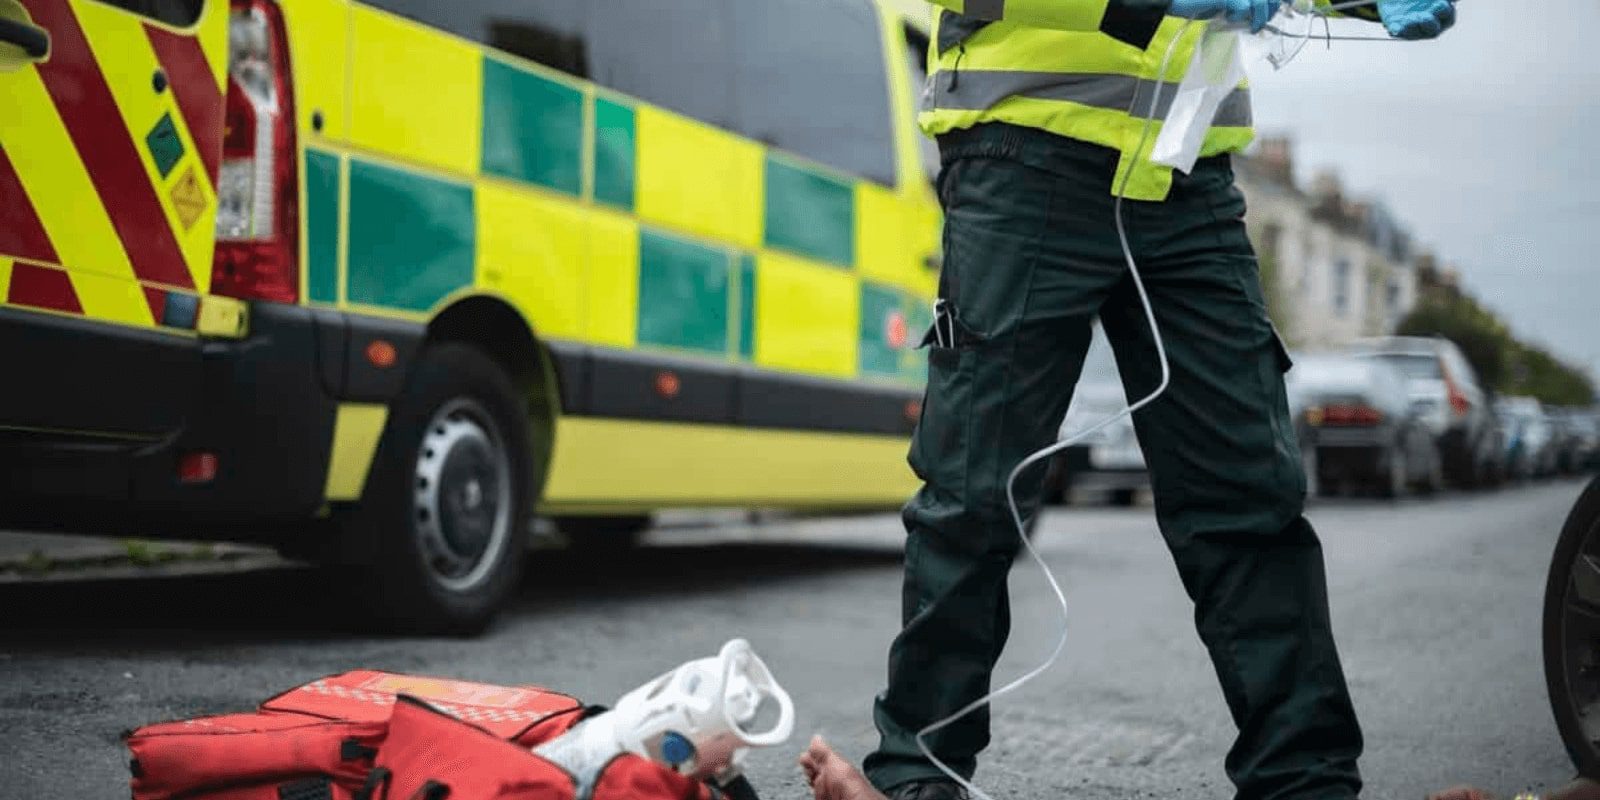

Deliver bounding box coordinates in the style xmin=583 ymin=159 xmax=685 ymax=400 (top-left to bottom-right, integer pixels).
xmin=881 ymin=781 xmax=968 ymax=800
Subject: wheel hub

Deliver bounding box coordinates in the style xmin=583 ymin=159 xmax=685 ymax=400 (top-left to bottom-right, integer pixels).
xmin=413 ymin=399 xmax=512 ymax=592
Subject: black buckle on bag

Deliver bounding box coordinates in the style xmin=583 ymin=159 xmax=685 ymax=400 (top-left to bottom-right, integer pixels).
xmin=409 ymin=780 xmax=450 ymax=800
xmin=354 ymin=767 xmax=392 ymax=800
xmin=278 ymin=776 xmax=335 ymax=800
xmin=342 ymin=739 xmax=379 ymax=762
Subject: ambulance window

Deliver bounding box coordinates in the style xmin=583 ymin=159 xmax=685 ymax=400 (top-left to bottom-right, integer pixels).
xmin=729 ymin=0 xmax=897 ymax=186
xmin=587 ymin=0 xmax=736 ymax=128
xmin=101 ymin=0 xmax=202 ymax=27
xmin=368 ymin=0 xmax=590 ymax=79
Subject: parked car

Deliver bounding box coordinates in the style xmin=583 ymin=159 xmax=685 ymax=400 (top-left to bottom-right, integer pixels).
xmin=1477 ymin=400 xmax=1510 ymax=486
xmin=1286 ymin=353 xmax=1442 ymax=498
xmin=1573 ymin=411 xmax=1600 ymax=471
xmin=1551 ymin=409 xmax=1600 ymax=475
xmin=1350 ymin=336 xmax=1498 ymax=488
xmin=1499 ymin=397 xmax=1560 ymax=479
xmin=1495 ymin=403 xmax=1534 ymax=482
xmin=1285 ymin=351 xmax=1324 ymax=499
xmin=1044 ymin=329 xmax=1148 ymax=507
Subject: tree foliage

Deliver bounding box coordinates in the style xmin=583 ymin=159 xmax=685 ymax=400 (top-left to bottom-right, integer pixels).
xmin=1396 ymin=292 xmax=1595 ymax=406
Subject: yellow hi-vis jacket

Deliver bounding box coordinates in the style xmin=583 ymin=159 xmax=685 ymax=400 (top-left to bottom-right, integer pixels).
xmin=918 ymin=0 xmax=1379 ymax=200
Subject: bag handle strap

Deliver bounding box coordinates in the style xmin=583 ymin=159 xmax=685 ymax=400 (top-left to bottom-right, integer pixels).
xmin=354 ymin=767 xmax=392 ymax=800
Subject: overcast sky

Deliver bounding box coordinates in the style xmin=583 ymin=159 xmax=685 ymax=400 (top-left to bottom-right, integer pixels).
xmin=1245 ymin=0 xmax=1599 ymax=381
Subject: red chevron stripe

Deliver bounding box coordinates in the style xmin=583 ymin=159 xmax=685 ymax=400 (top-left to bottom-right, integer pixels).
xmin=8 ymin=262 xmax=82 ymax=314
xmin=143 ymin=286 xmax=168 ymax=325
xmin=0 ymin=145 xmax=59 ymax=264
xmin=22 ymin=0 xmax=195 ymax=290
xmin=145 ymin=23 xmax=222 ymax=185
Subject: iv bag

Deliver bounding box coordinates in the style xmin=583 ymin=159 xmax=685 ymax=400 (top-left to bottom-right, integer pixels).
xmin=1150 ymin=25 xmax=1246 ymax=174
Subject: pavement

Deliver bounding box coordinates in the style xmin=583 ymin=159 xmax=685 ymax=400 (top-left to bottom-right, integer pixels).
xmin=0 ymin=532 xmax=280 ymax=582
xmin=0 ymin=478 xmax=1590 ymax=799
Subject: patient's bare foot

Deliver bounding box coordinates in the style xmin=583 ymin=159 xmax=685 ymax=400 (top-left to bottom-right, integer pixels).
xmin=1428 ymin=778 xmax=1600 ymax=800
xmin=1428 ymin=787 xmax=1496 ymax=800
xmin=797 ymin=735 xmax=885 ymax=800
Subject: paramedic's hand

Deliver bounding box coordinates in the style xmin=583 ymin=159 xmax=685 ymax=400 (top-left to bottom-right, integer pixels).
xmin=1375 ymin=0 xmax=1456 ymax=39
xmin=1167 ymin=0 xmax=1279 ymax=33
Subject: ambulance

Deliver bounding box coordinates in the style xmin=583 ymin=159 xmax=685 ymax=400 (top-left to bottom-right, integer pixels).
xmin=0 ymin=0 xmax=941 ymax=630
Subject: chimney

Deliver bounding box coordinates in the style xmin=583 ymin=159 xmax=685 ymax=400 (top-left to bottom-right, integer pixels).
xmin=1309 ymin=170 xmax=1344 ymax=219
xmin=1256 ymin=136 xmax=1295 ymax=187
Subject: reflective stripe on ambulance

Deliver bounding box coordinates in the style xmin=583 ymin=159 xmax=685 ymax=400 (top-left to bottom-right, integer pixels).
xmin=0 ymin=0 xmax=226 ymax=330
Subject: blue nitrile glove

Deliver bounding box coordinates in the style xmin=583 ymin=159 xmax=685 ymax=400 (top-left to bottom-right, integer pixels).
xmin=1167 ymin=0 xmax=1280 ymax=33
xmin=1375 ymin=0 xmax=1456 ymax=39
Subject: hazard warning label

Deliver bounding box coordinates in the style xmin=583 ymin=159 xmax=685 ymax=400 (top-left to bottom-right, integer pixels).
xmin=169 ymin=166 xmax=207 ymax=231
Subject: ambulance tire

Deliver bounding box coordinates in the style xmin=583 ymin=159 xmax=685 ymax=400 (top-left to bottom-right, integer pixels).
xmin=354 ymin=343 xmax=530 ymax=635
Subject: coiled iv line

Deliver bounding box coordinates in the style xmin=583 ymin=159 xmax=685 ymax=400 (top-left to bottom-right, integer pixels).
xmin=913 ymin=3 xmax=1389 ymax=797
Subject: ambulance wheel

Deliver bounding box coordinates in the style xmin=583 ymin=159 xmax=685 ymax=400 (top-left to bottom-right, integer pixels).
xmin=355 ymin=343 xmax=530 ymax=634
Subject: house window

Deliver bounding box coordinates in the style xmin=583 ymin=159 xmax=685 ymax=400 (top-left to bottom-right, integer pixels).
xmin=1333 ymin=258 xmax=1351 ymax=317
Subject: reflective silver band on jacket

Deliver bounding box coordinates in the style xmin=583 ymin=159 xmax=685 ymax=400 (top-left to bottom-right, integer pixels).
xmin=926 ymin=69 xmax=1253 ymax=128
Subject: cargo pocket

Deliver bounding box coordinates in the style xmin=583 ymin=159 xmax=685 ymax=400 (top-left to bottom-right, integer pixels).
xmin=1267 ymin=326 xmax=1307 ymax=505
xmin=908 ymin=343 xmax=976 ymax=498
xmin=1271 ymin=327 xmax=1294 ymax=373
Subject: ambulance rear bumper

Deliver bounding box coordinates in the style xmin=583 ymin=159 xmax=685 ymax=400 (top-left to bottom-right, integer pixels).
xmin=0 ymin=301 xmax=420 ymax=542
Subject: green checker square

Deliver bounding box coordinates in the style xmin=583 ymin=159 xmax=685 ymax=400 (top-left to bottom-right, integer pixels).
xmin=764 ymin=156 xmax=855 ymax=267
xmin=481 ymin=58 xmax=584 ymax=196
xmin=145 ymin=112 xmax=185 ymax=179
xmin=859 ymin=282 xmax=903 ymax=376
xmin=594 ymin=97 xmax=636 ymax=210
xmin=304 ymin=148 xmax=340 ymax=305
xmin=347 ymin=159 xmax=475 ymax=312
xmin=637 ymin=229 xmax=730 ymax=354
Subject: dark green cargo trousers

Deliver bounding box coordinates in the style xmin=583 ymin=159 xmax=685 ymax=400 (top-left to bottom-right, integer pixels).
xmin=865 ymin=123 xmax=1363 ymax=800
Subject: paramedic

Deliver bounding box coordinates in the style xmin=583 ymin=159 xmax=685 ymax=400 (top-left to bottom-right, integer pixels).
xmin=867 ymin=1 xmax=1457 ymax=799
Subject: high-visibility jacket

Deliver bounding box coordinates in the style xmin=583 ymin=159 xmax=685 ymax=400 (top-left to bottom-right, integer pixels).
xmin=918 ymin=0 xmax=1380 ymax=200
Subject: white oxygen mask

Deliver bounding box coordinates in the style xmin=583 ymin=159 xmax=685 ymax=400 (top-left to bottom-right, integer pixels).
xmin=535 ymin=639 xmax=795 ymax=796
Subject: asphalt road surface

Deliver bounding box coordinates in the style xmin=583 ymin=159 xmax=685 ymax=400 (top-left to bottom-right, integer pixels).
xmin=0 ymin=479 xmax=1590 ymax=799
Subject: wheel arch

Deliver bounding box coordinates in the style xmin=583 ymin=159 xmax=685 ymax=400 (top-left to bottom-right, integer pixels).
xmin=424 ymin=294 xmax=562 ymax=500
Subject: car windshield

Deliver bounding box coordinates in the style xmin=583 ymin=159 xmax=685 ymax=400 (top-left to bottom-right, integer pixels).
xmin=1290 ymin=357 xmax=1377 ymax=393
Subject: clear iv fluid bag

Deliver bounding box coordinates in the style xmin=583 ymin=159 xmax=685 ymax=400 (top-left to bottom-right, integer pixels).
xmin=1150 ymin=1 xmax=1317 ymax=173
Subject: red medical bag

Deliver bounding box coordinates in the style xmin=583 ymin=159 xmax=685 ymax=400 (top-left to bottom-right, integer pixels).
xmin=124 ymin=670 xmax=720 ymax=800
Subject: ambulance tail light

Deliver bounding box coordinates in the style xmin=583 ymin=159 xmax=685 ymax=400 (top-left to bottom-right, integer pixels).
xmin=212 ymin=0 xmax=298 ymax=304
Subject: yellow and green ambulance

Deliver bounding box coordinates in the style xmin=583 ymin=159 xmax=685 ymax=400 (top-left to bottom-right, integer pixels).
xmin=0 ymin=0 xmax=941 ymax=629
